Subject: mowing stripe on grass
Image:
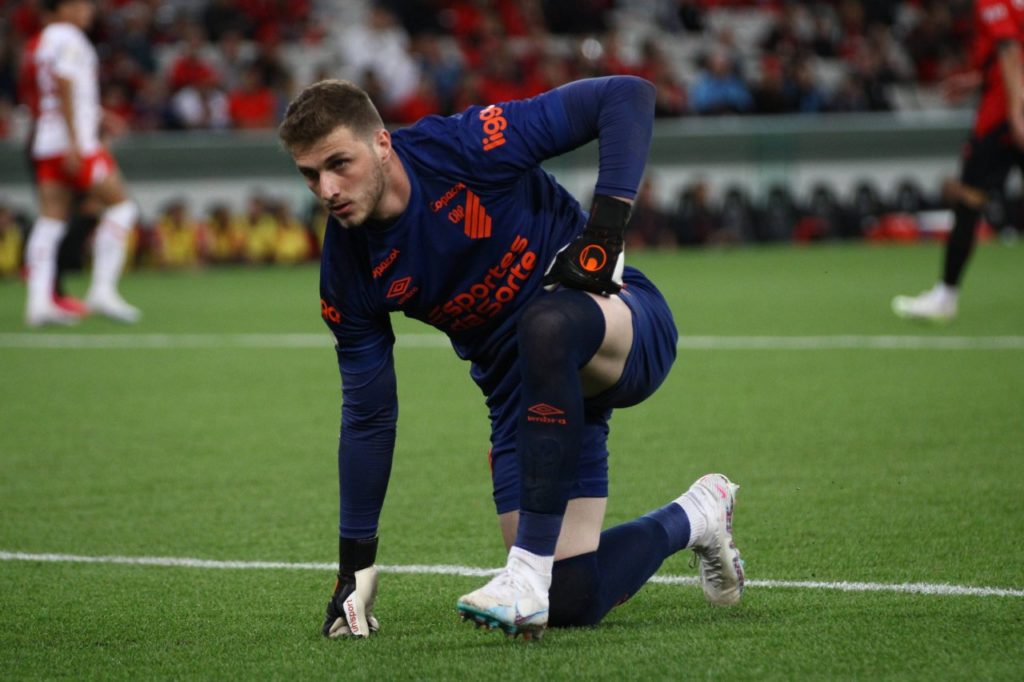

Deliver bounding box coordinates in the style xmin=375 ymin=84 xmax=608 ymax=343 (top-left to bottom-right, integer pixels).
xmin=2 ymin=551 xmax=1022 ymax=598
xmin=2 ymin=333 xmax=1024 ymax=350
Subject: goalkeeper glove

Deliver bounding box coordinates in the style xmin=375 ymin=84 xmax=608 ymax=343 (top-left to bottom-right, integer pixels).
xmin=543 ymin=195 xmax=631 ymax=296
xmin=322 ymin=536 xmax=380 ymax=638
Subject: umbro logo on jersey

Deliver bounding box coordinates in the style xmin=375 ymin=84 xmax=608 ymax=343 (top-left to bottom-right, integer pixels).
xmin=527 ymin=403 xmax=567 ymax=425
xmin=387 ymin=276 xmax=413 ymax=299
xmin=386 ymin=276 xmax=419 ymax=305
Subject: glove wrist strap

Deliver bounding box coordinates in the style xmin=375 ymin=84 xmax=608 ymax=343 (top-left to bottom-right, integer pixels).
xmin=339 ymin=536 xmax=378 ymax=578
xmin=586 ymin=194 xmax=632 ymax=240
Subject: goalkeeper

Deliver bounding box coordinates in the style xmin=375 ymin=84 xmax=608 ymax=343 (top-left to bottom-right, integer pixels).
xmin=278 ymin=76 xmax=744 ymax=640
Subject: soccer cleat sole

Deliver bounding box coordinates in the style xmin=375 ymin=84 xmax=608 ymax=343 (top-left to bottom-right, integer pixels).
xmin=456 ymin=605 xmax=544 ymax=641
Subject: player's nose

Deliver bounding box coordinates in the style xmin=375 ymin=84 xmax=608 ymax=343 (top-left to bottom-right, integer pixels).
xmin=318 ymin=174 xmax=344 ymax=199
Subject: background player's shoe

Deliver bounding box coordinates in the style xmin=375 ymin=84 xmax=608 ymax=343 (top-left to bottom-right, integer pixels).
xmin=684 ymin=473 xmax=745 ymax=606
xmin=54 ymin=294 xmax=89 ymax=317
xmin=456 ymin=551 xmax=549 ymax=640
xmin=25 ymin=301 xmax=81 ymax=327
xmin=86 ymin=291 xmax=141 ymax=324
xmin=892 ymin=284 xmax=957 ymax=323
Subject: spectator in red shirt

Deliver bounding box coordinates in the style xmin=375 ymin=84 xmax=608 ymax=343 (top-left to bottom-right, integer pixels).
xmin=228 ymin=65 xmax=276 ymax=129
xmin=168 ymin=23 xmax=219 ymax=93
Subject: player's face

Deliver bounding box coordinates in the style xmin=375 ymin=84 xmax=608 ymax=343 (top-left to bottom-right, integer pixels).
xmin=63 ymin=0 xmax=97 ymax=29
xmin=292 ymin=125 xmax=388 ymax=230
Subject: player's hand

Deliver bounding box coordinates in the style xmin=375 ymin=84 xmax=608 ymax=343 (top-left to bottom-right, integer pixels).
xmin=101 ymin=109 xmax=129 ymax=140
xmin=940 ymin=70 xmax=981 ymax=104
xmin=322 ymin=565 xmax=380 ymax=638
xmin=542 ymin=231 xmax=624 ymax=296
xmin=1010 ymin=112 xmax=1024 ymax=152
xmin=61 ymin=148 xmax=82 ymax=176
xmin=542 ymin=195 xmax=631 ymax=296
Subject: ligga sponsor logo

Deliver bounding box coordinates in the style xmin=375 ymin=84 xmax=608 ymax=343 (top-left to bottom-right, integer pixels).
xmin=479 ymin=105 xmax=507 ymax=151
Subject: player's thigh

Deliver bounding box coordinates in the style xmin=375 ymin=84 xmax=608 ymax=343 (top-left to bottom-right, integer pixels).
xmin=960 ymin=129 xmax=1014 ymax=206
xmin=36 ymin=181 xmax=73 ymax=220
xmin=89 ymin=170 xmax=128 ymax=207
xmin=580 ymin=292 xmax=633 ymax=397
xmin=498 ymin=497 xmax=607 ymax=559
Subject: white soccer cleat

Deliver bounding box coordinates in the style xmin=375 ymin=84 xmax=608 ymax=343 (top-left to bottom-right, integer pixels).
xmin=86 ymin=291 xmax=141 ymax=324
xmin=25 ymin=302 xmax=81 ymax=328
xmin=685 ymin=473 xmax=745 ymax=606
xmin=892 ymin=284 xmax=957 ymax=323
xmin=456 ymin=553 xmax=549 ymax=640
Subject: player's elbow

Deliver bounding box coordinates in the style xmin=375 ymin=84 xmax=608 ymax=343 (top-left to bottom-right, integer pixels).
xmin=610 ymin=75 xmax=656 ymax=115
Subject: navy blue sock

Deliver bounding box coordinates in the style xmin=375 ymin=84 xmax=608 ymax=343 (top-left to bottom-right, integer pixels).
xmin=549 ymin=510 xmax=688 ymax=627
xmin=515 ymin=511 xmax=563 ymax=556
xmin=514 ymin=290 xmax=605 ymax=556
xmin=644 ymin=501 xmax=692 ymax=553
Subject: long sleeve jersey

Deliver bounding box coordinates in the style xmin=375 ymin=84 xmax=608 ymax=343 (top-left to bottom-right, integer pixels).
xmin=317 ymin=76 xmax=656 ymax=538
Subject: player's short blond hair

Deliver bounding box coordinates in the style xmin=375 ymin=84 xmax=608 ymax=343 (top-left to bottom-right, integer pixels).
xmin=278 ymin=79 xmax=385 ymax=154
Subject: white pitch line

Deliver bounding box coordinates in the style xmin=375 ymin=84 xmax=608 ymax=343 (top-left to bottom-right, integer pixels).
xmin=2 ymin=333 xmax=1024 ymax=351
xmin=2 ymin=551 xmax=1021 ymax=598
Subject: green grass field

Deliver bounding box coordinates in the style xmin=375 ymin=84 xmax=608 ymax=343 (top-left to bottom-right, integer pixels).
xmin=1 ymin=242 xmax=1022 ymax=680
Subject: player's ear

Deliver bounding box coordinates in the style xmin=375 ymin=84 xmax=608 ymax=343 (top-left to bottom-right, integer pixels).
xmin=374 ymin=128 xmax=392 ymax=163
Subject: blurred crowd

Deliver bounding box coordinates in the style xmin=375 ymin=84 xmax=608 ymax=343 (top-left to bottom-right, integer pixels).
xmin=2 ymin=172 xmax=1017 ymax=281
xmin=625 ymin=174 xmax=1017 ymax=250
xmin=0 ymin=0 xmax=1000 ymax=280
xmin=0 ymin=191 xmax=329 ymax=278
xmin=0 ymin=0 xmax=976 ymax=136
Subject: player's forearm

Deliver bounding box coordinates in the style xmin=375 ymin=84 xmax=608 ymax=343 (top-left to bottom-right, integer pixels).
xmin=56 ymin=76 xmax=79 ymax=152
xmin=555 ymin=76 xmax=656 ymax=200
xmin=338 ymin=363 xmax=398 ymax=538
xmin=338 ymin=422 xmax=396 ymax=539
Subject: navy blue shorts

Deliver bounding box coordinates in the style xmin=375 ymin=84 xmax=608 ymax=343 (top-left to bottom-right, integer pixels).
xmin=488 ymin=266 xmax=678 ymax=513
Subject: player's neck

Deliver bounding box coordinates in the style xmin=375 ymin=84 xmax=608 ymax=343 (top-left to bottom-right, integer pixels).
xmin=372 ymin=151 xmax=411 ymax=225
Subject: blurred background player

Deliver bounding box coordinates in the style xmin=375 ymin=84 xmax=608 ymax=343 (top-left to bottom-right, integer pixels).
xmin=893 ymin=0 xmax=1024 ymax=322
xmin=23 ymin=0 xmax=141 ymax=326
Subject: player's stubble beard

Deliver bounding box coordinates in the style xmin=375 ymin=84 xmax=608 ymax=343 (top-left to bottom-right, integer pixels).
xmin=335 ymin=155 xmax=388 ymax=230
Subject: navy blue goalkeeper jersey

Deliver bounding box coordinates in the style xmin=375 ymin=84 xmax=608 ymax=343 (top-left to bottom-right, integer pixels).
xmin=318 ymin=77 xmax=657 ymax=538
xmin=320 ymin=88 xmax=599 ymax=391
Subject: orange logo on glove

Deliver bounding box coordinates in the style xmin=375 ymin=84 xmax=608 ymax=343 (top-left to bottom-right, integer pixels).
xmin=578 ymin=245 xmax=607 ymax=272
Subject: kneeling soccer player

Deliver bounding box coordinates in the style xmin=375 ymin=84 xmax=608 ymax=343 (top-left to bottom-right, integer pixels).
xmin=277 ymin=74 xmax=745 ymax=640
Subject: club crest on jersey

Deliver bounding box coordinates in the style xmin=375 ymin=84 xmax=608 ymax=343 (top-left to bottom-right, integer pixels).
xmin=447 ymin=189 xmax=492 ymax=239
